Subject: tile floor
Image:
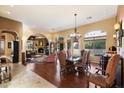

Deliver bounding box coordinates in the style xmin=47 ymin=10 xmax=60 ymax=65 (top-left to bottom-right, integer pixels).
xmin=0 ymin=63 xmax=56 ymax=88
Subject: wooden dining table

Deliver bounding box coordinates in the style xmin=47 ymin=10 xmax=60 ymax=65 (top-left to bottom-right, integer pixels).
xmin=66 ymin=56 xmax=81 ymax=63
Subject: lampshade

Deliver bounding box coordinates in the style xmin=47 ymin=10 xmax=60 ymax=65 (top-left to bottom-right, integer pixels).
xmin=113 ymin=34 xmax=116 ymax=39
xmin=114 ymin=22 xmax=121 ymax=31
xmin=70 ymin=13 xmax=81 ymax=41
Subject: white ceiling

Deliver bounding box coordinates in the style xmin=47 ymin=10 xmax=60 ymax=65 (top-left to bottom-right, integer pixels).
xmin=0 ymin=5 xmax=117 ymax=32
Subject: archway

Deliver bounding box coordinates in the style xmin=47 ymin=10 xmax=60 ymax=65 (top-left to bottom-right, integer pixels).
xmin=1 ymin=30 xmax=19 ymax=40
xmin=26 ymin=33 xmax=49 ymax=59
xmin=0 ymin=30 xmax=19 ymax=63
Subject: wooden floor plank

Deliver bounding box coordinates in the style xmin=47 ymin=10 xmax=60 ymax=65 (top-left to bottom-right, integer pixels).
xmin=27 ymin=62 xmax=89 ymax=88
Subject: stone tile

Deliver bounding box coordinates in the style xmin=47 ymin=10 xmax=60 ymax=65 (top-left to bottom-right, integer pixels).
xmin=0 ymin=64 xmax=56 ymax=88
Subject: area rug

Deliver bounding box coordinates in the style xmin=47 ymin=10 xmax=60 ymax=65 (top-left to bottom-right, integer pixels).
xmin=26 ymin=55 xmax=48 ymax=63
xmin=0 ymin=70 xmax=56 ymax=88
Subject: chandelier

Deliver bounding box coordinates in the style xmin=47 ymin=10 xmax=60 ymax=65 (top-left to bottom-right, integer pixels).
xmin=70 ymin=13 xmax=81 ymax=41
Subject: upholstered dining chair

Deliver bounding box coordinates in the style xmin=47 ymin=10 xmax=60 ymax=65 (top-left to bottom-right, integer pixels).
xmin=67 ymin=49 xmax=71 ymax=58
xmin=0 ymin=56 xmax=12 ymax=83
xmin=74 ymin=50 xmax=88 ymax=72
xmin=80 ymin=49 xmax=84 ymax=56
xmin=88 ymin=54 xmax=120 ymax=88
xmin=57 ymin=51 xmax=74 ymax=74
xmin=44 ymin=53 xmax=56 ymax=63
xmin=85 ymin=51 xmax=91 ymax=71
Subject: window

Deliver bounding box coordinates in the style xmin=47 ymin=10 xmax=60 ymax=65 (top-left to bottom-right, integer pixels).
xmin=85 ymin=39 xmax=106 ymax=49
xmin=0 ymin=40 xmax=5 ymax=55
xmin=84 ymin=30 xmax=107 ymax=56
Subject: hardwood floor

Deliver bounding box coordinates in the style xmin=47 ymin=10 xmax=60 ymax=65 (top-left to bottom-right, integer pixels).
xmin=27 ymin=61 xmax=91 ymax=88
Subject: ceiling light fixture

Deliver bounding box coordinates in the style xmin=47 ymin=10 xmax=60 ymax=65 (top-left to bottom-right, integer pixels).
xmin=87 ymin=16 xmax=92 ymax=20
xmin=70 ymin=13 xmax=81 ymax=41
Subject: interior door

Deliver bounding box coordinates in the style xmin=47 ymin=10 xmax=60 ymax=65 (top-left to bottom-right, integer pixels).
xmin=13 ymin=41 xmax=19 ymax=63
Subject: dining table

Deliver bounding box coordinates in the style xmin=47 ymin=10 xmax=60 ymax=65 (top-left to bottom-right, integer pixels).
xmin=66 ymin=56 xmax=82 ymax=72
xmin=66 ymin=56 xmax=81 ymax=63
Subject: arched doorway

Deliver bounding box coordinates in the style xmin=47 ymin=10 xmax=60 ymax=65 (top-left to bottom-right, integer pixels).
xmin=0 ymin=30 xmax=19 ymax=63
xmin=26 ymin=34 xmax=49 ymax=59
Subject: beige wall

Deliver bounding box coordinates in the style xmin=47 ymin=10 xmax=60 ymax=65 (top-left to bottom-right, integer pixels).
xmin=117 ymin=5 xmax=124 ymax=21
xmin=0 ymin=15 xmax=116 ymax=63
xmin=1 ymin=33 xmax=15 ymax=56
xmin=53 ymin=17 xmax=116 ymax=51
xmin=0 ymin=16 xmax=22 ymax=62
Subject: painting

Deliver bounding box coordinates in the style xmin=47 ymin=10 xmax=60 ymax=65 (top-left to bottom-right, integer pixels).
xmin=122 ymin=37 xmax=124 ymax=47
xmin=8 ymin=42 xmax=11 ymax=48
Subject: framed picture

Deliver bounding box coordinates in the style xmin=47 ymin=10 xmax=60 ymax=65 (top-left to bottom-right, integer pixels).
xmin=122 ymin=37 xmax=124 ymax=47
xmin=117 ymin=21 xmax=123 ymax=47
xmin=119 ymin=29 xmax=123 ymax=38
xmin=8 ymin=42 xmax=11 ymax=48
xmin=119 ymin=37 xmax=122 ymax=47
xmin=122 ymin=20 xmax=124 ymax=37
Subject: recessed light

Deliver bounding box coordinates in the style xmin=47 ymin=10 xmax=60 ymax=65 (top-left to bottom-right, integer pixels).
xmin=7 ymin=11 xmax=11 ymax=15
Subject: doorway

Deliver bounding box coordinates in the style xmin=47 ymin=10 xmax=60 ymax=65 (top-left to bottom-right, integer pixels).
xmin=26 ymin=34 xmax=49 ymax=59
xmin=0 ymin=30 xmax=19 ymax=63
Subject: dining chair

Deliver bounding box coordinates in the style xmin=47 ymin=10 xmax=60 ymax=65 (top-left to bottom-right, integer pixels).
xmin=0 ymin=56 xmax=12 ymax=83
xmin=85 ymin=51 xmax=91 ymax=71
xmin=57 ymin=51 xmax=74 ymax=74
xmin=88 ymin=54 xmax=120 ymax=88
xmin=67 ymin=49 xmax=71 ymax=58
xmin=80 ymin=49 xmax=84 ymax=56
xmin=74 ymin=50 xmax=88 ymax=72
xmin=44 ymin=53 xmax=56 ymax=63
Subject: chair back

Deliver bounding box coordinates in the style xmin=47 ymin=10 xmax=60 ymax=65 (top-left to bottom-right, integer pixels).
xmin=45 ymin=54 xmax=56 ymax=63
xmin=105 ymin=54 xmax=120 ymax=84
xmin=80 ymin=50 xmax=87 ymax=64
xmin=81 ymin=49 xmax=84 ymax=56
xmin=67 ymin=49 xmax=71 ymax=58
xmin=57 ymin=51 xmax=67 ymax=66
xmin=0 ymin=56 xmax=12 ymax=66
xmin=86 ymin=51 xmax=90 ymax=63
xmin=0 ymin=56 xmax=12 ymax=83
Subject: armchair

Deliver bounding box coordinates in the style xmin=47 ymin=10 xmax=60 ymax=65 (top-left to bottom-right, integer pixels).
xmin=88 ymin=54 xmax=120 ymax=88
